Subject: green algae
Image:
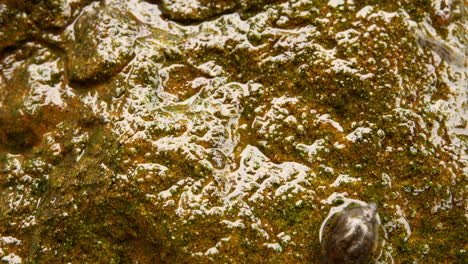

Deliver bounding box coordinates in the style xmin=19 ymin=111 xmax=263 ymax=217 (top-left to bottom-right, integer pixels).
xmin=0 ymin=0 xmax=466 ymax=263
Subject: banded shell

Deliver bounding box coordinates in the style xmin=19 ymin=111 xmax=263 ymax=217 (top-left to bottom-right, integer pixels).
xmin=320 ymin=202 xmax=380 ymax=264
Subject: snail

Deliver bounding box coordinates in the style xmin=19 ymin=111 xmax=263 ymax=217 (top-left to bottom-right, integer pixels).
xmin=320 ymin=202 xmax=379 ymax=264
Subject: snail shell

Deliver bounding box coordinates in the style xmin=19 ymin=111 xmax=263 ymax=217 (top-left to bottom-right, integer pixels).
xmin=321 ymin=203 xmax=379 ymax=264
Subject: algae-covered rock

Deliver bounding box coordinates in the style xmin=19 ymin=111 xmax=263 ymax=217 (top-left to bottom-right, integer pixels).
xmin=26 ymin=0 xmax=94 ymax=29
xmin=160 ymin=0 xmax=274 ymax=21
xmin=66 ymin=5 xmax=138 ymax=82
xmin=0 ymin=3 xmax=29 ymax=50
xmin=0 ymin=0 xmax=94 ymax=51
xmin=161 ymin=0 xmax=239 ymax=21
xmin=0 ymin=0 xmax=466 ymax=263
xmin=0 ymin=43 xmax=71 ymax=151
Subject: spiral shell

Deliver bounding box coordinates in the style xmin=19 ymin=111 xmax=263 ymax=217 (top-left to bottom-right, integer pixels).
xmin=320 ymin=202 xmax=379 ymax=264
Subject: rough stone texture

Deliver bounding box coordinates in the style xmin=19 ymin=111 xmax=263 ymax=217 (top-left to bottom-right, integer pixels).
xmin=25 ymin=0 xmax=94 ymax=29
xmin=0 ymin=43 xmax=71 ymax=152
xmin=160 ymin=0 xmax=275 ymax=21
xmin=66 ymin=5 xmax=139 ymax=82
xmin=0 ymin=0 xmax=466 ymax=263
xmin=161 ymin=0 xmax=239 ymax=21
xmin=0 ymin=4 xmax=29 ymax=50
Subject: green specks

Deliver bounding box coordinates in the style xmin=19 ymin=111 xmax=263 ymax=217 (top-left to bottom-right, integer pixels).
xmin=0 ymin=0 xmax=466 ymax=263
xmin=67 ymin=5 xmax=139 ymax=82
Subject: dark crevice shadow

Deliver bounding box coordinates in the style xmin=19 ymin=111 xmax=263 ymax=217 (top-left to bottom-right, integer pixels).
xmin=0 ymin=126 xmax=41 ymax=154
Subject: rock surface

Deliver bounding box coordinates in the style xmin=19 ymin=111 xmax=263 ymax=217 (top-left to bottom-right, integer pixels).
xmin=0 ymin=0 xmax=466 ymax=263
xmin=0 ymin=43 xmax=71 ymax=151
xmin=0 ymin=3 xmax=29 ymax=49
xmin=26 ymin=0 xmax=94 ymax=29
xmin=160 ymin=0 xmax=274 ymax=21
xmin=66 ymin=4 xmax=139 ymax=82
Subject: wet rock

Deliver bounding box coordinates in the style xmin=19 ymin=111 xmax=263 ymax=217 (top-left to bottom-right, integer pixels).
xmin=66 ymin=6 xmax=138 ymax=82
xmin=4 ymin=0 xmax=26 ymax=10
xmin=0 ymin=0 xmax=466 ymax=263
xmin=26 ymin=0 xmax=94 ymax=29
xmin=160 ymin=0 xmax=238 ymax=21
xmin=0 ymin=43 xmax=70 ymax=151
xmin=0 ymin=3 xmax=30 ymax=49
xmin=415 ymin=30 xmax=466 ymax=68
xmin=321 ymin=203 xmax=379 ymax=264
xmin=160 ymin=0 xmax=274 ymax=22
xmin=0 ymin=0 xmax=93 ymax=29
